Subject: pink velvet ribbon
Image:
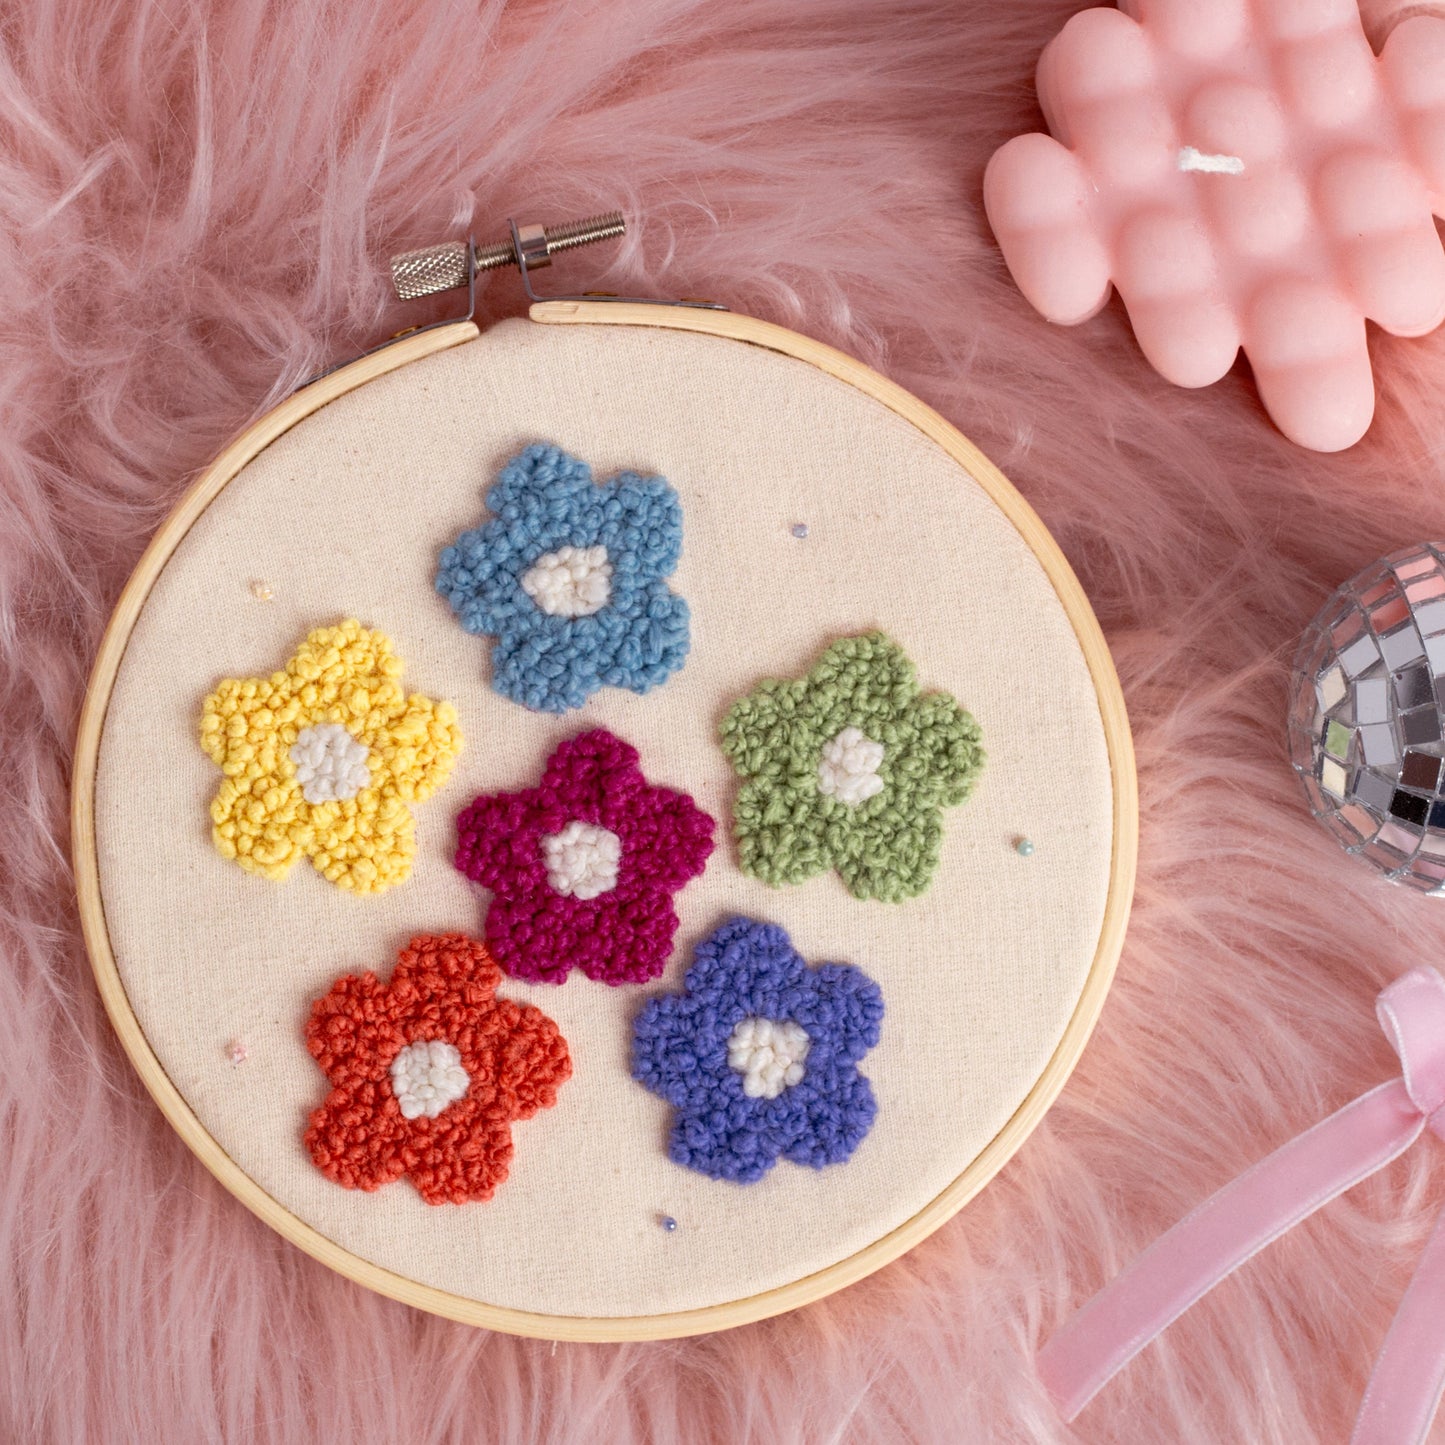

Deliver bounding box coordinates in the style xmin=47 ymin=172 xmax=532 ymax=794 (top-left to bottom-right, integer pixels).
xmin=1037 ymin=968 xmax=1445 ymax=1444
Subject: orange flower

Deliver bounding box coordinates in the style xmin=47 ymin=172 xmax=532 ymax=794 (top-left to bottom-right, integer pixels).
xmin=304 ymin=934 xmax=571 ymax=1205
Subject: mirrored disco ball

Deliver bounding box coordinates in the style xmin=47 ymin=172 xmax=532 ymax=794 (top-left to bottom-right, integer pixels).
xmin=1290 ymin=544 xmax=1445 ymax=893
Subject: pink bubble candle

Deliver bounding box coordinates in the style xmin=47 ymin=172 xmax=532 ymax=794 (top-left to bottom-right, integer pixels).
xmin=984 ymin=0 xmax=1445 ymax=452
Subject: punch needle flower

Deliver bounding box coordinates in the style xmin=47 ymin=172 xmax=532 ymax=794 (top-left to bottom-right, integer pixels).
xmin=436 ymin=443 xmax=690 ymax=713
xmin=199 ymin=620 xmax=463 ymax=894
xmin=632 ymin=917 xmax=884 ymax=1183
xmin=720 ymin=632 xmax=984 ymax=901
xmin=304 ymin=934 xmax=571 ymax=1204
xmin=454 ymin=728 xmax=714 ymax=985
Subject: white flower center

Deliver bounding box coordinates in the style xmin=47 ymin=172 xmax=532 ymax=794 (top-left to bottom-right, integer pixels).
xmin=289 ymin=721 xmax=371 ymax=804
xmin=817 ymin=725 xmax=886 ymax=806
xmin=389 ymin=1039 xmax=470 ymax=1121
xmin=541 ymin=820 xmax=622 ymax=900
xmin=728 ymin=1017 xmax=811 ymax=1100
xmin=520 ymin=544 xmax=613 ymax=617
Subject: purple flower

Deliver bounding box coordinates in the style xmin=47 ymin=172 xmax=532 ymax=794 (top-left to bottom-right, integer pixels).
xmin=631 ymin=917 xmax=884 ymax=1183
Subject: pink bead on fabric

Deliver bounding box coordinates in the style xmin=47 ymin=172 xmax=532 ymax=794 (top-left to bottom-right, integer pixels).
xmin=454 ymin=729 xmax=715 ymax=986
xmin=984 ymin=1 xmax=1445 ymax=452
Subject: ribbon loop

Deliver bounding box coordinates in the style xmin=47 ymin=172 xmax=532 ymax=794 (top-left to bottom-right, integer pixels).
xmin=1039 ymin=966 xmax=1445 ymax=1444
xmin=1377 ymin=969 xmax=1445 ymax=1133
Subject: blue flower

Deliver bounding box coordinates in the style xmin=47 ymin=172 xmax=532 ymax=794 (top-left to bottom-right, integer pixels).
xmin=631 ymin=917 xmax=884 ymax=1183
xmin=436 ymin=443 xmax=690 ymax=713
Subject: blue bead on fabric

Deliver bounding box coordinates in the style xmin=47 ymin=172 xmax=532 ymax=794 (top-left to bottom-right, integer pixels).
xmin=436 ymin=443 xmax=690 ymax=713
xmin=631 ymin=917 xmax=884 ymax=1184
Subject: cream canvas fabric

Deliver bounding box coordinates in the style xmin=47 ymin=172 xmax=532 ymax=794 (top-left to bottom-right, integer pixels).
xmin=93 ymin=318 xmax=1115 ymax=1319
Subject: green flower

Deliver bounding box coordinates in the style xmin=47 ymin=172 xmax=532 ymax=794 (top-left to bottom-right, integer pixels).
xmin=720 ymin=634 xmax=985 ymax=901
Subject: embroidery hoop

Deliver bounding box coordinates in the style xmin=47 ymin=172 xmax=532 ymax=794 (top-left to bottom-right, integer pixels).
xmin=72 ymin=298 xmax=1137 ymax=1341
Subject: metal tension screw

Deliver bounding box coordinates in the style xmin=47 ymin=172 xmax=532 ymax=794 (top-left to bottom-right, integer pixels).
xmin=390 ymin=213 xmax=626 ymax=300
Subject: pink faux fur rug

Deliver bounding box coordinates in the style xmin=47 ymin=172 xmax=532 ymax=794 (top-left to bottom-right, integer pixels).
xmin=6 ymin=0 xmax=1445 ymax=1439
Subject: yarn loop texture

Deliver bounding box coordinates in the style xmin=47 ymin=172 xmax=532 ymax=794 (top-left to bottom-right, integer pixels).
xmin=304 ymin=934 xmax=571 ymax=1204
xmin=198 ymin=620 xmax=463 ymax=893
xmin=632 ymin=917 xmax=884 ymax=1183
xmin=388 ymin=1039 xmax=470 ymax=1121
xmin=720 ymin=633 xmax=984 ymax=900
xmin=454 ymin=728 xmax=715 ymax=985
xmin=436 ymin=444 xmax=690 ymax=713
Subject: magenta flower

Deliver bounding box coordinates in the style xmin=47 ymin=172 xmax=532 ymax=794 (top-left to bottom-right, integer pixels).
xmin=454 ymin=729 xmax=715 ymax=985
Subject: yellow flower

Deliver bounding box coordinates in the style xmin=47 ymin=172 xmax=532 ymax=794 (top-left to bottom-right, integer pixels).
xmin=199 ymin=620 xmax=463 ymax=894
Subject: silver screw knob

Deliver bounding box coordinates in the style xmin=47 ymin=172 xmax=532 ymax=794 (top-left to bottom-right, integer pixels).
xmin=390 ymin=212 xmax=626 ymax=300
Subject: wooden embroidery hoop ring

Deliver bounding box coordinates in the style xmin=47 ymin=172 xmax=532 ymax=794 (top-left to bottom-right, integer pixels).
xmin=71 ymin=300 xmax=1138 ymax=1342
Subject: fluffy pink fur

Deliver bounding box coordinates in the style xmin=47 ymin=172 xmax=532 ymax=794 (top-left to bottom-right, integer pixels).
xmin=5 ymin=0 xmax=1445 ymax=1439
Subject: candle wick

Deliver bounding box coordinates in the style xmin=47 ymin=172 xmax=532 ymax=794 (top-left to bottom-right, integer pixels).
xmin=1178 ymin=146 xmax=1245 ymax=175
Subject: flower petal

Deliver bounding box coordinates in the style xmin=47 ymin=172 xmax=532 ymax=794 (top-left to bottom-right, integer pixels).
xmin=780 ymin=1071 xmax=878 ymax=1169
xmin=731 ymin=778 xmax=835 ymax=887
xmin=388 ymin=933 xmax=502 ymax=1003
xmin=596 ymin=589 xmax=690 ymax=694
xmin=487 ymin=1000 xmax=573 ymax=1118
xmin=667 ymin=1103 xmax=783 ymax=1184
xmin=435 ymin=525 xmax=524 ymax=639
xmin=719 ymin=677 xmax=824 ymax=781
xmin=891 ymin=691 xmax=986 ymax=807
xmin=792 ymin=963 xmax=886 ymax=1065
xmin=454 ymin=788 xmax=556 ymax=896
xmin=290 ymin=620 xmax=405 ymax=706
xmin=680 ymin=917 xmax=809 ymax=1010
xmin=489 ymin=624 xmax=603 ymax=713
xmin=484 ymin=888 xmax=680 ymax=986
xmin=632 ymin=992 xmax=717 ymax=1104
xmin=610 ymin=781 xmax=715 ymax=890
xmin=305 ymin=970 xmax=407 ymax=1082
xmin=484 ymin=442 xmax=595 ymax=519
xmin=575 ymin=888 xmax=679 ymax=986
xmin=598 ymin=474 xmax=684 ymax=579
xmin=797 ymin=632 xmax=917 ymax=737
xmin=482 ymin=892 xmax=587 ymax=984
xmin=396 ymin=1104 xmax=516 ymax=1205
xmin=304 ymin=1080 xmax=410 ymax=1192
xmin=200 ymin=677 xmax=269 ymax=767
xmin=541 ymin=728 xmax=640 ymax=797
xmin=307 ymin=793 xmax=416 ymax=894
xmin=362 ymin=693 xmax=464 ymax=801
xmin=834 ymin=806 xmax=944 ymax=902
xmin=200 ymin=674 xmax=300 ymax=776
xmin=208 ymin=772 xmax=310 ymax=880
